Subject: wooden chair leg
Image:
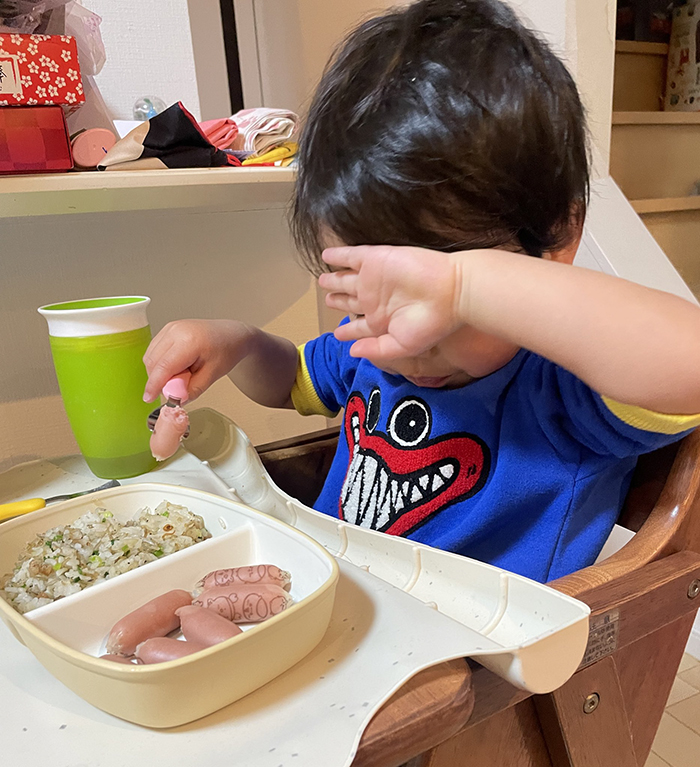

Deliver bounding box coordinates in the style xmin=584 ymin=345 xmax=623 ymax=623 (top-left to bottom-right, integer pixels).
xmin=613 ymin=612 xmax=696 ymax=763
xmin=407 ymin=699 xmax=553 ymax=767
xmin=535 ymin=654 xmax=637 ymax=767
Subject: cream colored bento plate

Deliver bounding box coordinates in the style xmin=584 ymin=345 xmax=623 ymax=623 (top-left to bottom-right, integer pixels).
xmin=0 ymin=484 xmax=339 ymax=727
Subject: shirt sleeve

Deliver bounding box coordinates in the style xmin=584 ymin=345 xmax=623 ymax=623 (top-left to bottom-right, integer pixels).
xmin=290 ymin=325 xmax=360 ymax=417
xmin=519 ymin=354 xmax=700 ymax=461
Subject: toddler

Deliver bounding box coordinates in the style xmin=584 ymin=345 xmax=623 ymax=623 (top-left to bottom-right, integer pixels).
xmin=144 ymin=0 xmax=700 ymax=582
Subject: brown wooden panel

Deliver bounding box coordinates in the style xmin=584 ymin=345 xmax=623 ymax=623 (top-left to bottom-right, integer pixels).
xmin=641 ymin=208 xmax=700 ymax=300
xmin=611 ymin=122 xmax=700 ymax=199
xmin=466 ymin=661 xmax=532 ymax=727
xmin=613 ymin=49 xmax=666 ymax=112
xmin=257 ymin=427 xmax=340 ymax=506
xmin=535 ymin=656 xmax=637 ymax=767
xmin=574 ymin=551 xmax=700 ymax=655
xmin=415 ymin=700 xmax=552 ymax=767
xmin=353 ymin=659 xmax=474 ymax=767
xmin=615 ymin=612 xmax=696 ymax=763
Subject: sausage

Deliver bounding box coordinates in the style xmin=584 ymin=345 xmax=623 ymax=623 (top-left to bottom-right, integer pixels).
xmin=196 ymin=564 xmax=292 ymax=592
xmin=175 ymin=605 xmax=243 ymax=647
xmin=192 ymin=583 xmax=292 ymax=623
xmin=150 ymin=405 xmax=189 ymax=461
xmin=100 ymin=654 xmax=141 ymax=665
xmin=105 ymin=589 xmax=192 ymax=655
xmin=135 ymin=637 xmax=208 ymax=664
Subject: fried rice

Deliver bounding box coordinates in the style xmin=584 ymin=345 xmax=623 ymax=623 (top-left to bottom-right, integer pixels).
xmin=1 ymin=501 xmax=211 ymax=614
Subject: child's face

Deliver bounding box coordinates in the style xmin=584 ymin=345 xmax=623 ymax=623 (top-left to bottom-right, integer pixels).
xmin=367 ymin=327 xmax=520 ymax=389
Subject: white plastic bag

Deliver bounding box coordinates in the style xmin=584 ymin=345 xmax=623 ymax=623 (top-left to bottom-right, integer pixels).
xmin=65 ymin=1 xmax=105 ymax=76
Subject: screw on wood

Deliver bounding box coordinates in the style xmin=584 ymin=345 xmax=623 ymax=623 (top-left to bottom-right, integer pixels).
xmin=583 ymin=693 xmax=600 ymax=714
xmin=688 ymin=579 xmax=700 ymax=599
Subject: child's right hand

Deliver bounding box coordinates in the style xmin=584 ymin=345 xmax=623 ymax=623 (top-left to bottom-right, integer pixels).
xmin=143 ymin=319 xmax=253 ymax=403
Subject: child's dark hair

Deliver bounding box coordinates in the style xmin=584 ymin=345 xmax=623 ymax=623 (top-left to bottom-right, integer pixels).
xmin=292 ymin=0 xmax=589 ymax=271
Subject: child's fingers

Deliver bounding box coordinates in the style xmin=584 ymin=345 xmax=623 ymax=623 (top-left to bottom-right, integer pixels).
xmin=333 ymin=317 xmax=374 ymax=341
xmin=318 ymin=269 xmax=358 ymax=295
xmin=143 ymin=351 xmax=195 ymax=403
xmin=321 ymin=246 xmax=374 ymax=271
xmin=142 ymin=331 xmax=173 ymax=375
xmin=350 ymin=335 xmax=410 ymax=360
xmin=325 ymin=292 xmax=363 ymax=315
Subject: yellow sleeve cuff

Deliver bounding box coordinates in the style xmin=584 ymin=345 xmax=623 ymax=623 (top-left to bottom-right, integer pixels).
xmin=290 ymin=344 xmax=339 ymax=418
xmin=602 ymin=396 xmax=700 ymax=436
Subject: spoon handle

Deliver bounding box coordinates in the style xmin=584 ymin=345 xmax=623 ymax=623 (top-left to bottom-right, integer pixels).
xmin=0 ymin=498 xmax=45 ymax=521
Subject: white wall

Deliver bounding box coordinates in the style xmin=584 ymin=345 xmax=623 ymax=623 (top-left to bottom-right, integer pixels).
xmin=0 ymin=205 xmax=327 ymax=471
xmin=240 ymin=0 xmax=614 ymax=175
xmin=83 ymin=0 xmax=202 ymax=120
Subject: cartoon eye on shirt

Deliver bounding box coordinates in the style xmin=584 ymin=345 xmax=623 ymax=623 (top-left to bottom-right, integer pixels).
xmin=340 ymin=388 xmax=490 ymax=535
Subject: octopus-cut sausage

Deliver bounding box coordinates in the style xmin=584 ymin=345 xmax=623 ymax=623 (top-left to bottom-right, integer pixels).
xmin=196 ymin=564 xmax=291 ymax=592
xmin=192 ymin=583 xmax=292 ymax=623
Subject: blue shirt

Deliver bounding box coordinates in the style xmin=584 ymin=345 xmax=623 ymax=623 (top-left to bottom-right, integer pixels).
xmin=291 ymin=331 xmax=697 ymax=582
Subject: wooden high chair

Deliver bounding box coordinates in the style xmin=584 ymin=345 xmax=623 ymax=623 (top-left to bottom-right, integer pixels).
xmin=256 ymin=426 xmax=700 ymax=767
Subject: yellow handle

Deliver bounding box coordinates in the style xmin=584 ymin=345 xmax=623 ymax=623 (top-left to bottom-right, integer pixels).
xmin=0 ymin=498 xmax=46 ymax=522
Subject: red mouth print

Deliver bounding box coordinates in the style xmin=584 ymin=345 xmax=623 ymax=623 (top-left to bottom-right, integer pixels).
xmin=340 ymin=392 xmax=489 ymax=536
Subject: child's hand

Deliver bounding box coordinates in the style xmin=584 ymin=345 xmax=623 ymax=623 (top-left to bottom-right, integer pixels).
xmin=319 ymin=245 xmax=465 ymax=359
xmin=143 ymin=319 xmax=253 ymax=403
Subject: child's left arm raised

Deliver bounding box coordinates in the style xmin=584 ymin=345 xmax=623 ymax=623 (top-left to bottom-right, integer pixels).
xmin=320 ymin=245 xmax=700 ymax=415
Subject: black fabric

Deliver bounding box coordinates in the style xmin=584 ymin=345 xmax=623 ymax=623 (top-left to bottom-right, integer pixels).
xmin=140 ymin=102 xmax=236 ymax=168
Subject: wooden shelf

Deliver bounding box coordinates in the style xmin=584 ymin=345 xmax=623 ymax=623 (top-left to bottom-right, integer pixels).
xmin=615 ymin=41 xmax=669 ymax=56
xmin=612 ymin=111 xmax=700 ymax=125
xmin=632 ymin=197 xmax=700 ymax=215
xmin=0 ymin=166 xmax=296 ymax=219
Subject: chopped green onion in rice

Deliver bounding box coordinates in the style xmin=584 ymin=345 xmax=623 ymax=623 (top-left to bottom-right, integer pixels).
xmin=0 ymin=502 xmax=210 ymax=614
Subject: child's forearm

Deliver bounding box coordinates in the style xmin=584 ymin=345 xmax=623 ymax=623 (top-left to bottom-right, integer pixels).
xmin=457 ymin=249 xmax=700 ymax=414
xmin=228 ymin=326 xmax=298 ymax=409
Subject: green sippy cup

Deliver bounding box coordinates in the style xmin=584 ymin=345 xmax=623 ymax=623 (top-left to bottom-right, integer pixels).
xmin=38 ymin=296 xmax=158 ymax=479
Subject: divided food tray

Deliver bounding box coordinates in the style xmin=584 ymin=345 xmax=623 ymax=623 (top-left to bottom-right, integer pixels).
xmin=0 ymin=485 xmax=338 ymax=727
xmin=186 ymin=408 xmax=591 ymax=694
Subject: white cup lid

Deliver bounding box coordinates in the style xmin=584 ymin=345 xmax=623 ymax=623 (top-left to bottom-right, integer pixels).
xmin=38 ymin=296 xmax=151 ymax=337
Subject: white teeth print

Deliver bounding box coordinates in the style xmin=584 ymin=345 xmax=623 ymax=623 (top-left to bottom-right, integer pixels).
xmin=359 ymin=456 xmax=378 ymax=514
xmin=376 ymin=488 xmax=393 ymax=528
xmin=341 ymin=452 xmax=361 ymax=505
xmin=341 ymin=446 xmax=459 ymax=531
xmin=361 ymin=479 xmax=381 ymax=528
xmin=376 ymin=469 xmax=389 ymax=509
xmin=342 ymin=470 xmax=362 ymax=524
xmin=351 ymin=414 xmax=361 ymax=445
xmin=390 ymin=480 xmax=400 ymax=505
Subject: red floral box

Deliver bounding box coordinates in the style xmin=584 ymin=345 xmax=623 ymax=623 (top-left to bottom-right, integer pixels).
xmin=0 ymin=33 xmax=84 ymax=107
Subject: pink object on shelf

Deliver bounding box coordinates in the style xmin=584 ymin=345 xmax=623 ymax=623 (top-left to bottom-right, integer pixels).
xmin=230 ymin=108 xmax=298 ymax=155
xmin=199 ymin=118 xmax=239 ymax=150
xmin=71 ymin=128 xmax=116 ymax=169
